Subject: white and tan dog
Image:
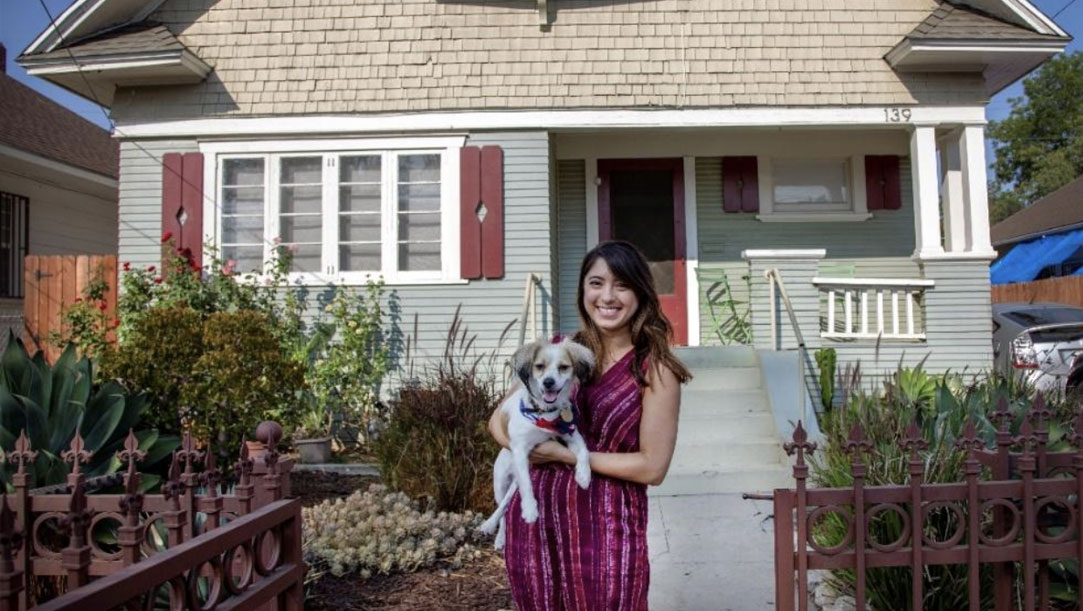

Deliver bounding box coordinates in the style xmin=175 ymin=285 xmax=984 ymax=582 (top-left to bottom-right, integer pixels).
xmin=478 ymin=336 xmax=595 ymax=549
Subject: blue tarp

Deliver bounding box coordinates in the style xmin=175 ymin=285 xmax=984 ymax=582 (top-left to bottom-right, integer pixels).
xmin=991 ymin=229 xmax=1083 ymax=284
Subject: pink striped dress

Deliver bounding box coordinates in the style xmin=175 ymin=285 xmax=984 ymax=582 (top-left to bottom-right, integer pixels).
xmin=504 ymin=349 xmax=650 ymax=610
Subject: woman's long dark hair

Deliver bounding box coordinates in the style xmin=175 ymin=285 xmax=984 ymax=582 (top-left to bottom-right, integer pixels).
xmin=574 ymin=240 xmax=692 ymax=388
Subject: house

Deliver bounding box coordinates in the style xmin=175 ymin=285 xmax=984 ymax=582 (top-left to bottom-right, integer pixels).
xmin=0 ymin=43 xmax=119 ymax=350
xmin=16 ymin=0 xmax=1070 ymax=493
xmin=990 ymin=174 xmax=1083 ymax=284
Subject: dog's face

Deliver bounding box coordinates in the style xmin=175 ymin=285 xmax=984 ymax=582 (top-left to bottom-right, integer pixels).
xmin=512 ymin=338 xmax=595 ymax=406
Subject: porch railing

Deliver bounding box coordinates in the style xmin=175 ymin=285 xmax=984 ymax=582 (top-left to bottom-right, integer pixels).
xmin=813 ymin=277 xmax=934 ymax=341
xmin=764 ymin=268 xmax=821 ymax=424
xmin=771 ymin=397 xmax=1083 ymax=611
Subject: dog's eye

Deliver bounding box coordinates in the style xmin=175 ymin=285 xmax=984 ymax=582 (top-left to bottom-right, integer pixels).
xmin=558 ymin=364 xmax=570 ymax=372
xmin=534 ymin=363 xmax=545 ymax=370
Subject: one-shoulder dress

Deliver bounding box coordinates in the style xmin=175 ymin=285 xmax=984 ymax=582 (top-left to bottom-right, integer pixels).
xmin=504 ymin=349 xmax=649 ymax=610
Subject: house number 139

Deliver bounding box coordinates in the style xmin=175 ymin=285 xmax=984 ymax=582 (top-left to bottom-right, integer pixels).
xmin=884 ymin=108 xmax=912 ymax=122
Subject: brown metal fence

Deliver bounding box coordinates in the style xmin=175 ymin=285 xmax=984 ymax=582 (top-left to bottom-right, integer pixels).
xmin=772 ymin=397 xmax=1083 ymax=611
xmin=0 ymin=423 xmax=297 ymax=611
xmin=992 ymin=275 xmax=1083 ymax=308
xmin=23 ymin=255 xmax=118 ymax=361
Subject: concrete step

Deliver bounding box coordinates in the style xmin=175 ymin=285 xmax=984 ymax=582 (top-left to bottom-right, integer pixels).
xmin=669 ymin=440 xmax=786 ymax=468
xmin=684 ymin=367 xmax=764 ymax=391
xmin=681 ymin=389 xmax=770 ymax=416
xmin=651 ymin=467 xmax=793 ymax=496
xmin=673 ymin=346 xmax=758 ymax=368
xmin=677 ymin=413 xmax=778 ymax=442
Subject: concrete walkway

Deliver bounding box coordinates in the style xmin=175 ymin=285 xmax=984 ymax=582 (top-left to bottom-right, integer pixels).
xmin=648 ymin=493 xmax=778 ymax=611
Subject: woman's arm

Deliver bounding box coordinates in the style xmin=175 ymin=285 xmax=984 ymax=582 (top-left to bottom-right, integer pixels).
xmin=528 ymin=364 xmax=681 ymax=486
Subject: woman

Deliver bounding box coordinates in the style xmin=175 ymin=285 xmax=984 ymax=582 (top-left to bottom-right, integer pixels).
xmin=488 ymin=240 xmax=692 ymax=610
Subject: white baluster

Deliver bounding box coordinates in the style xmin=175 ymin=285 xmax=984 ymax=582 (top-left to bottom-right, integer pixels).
xmin=876 ymin=290 xmax=884 ymax=334
xmin=860 ymin=290 xmax=868 ymax=336
xmin=844 ymin=291 xmax=853 ymax=336
xmin=891 ymin=291 xmax=899 ymax=337
xmin=906 ymin=291 xmax=915 ymax=336
xmin=827 ymin=290 xmax=836 ymax=335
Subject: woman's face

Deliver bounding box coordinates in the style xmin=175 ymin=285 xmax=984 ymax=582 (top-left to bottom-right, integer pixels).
xmin=582 ymin=257 xmax=639 ymax=337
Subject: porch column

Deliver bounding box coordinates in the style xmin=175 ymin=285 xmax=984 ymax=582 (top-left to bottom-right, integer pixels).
xmin=960 ymin=125 xmax=996 ymax=257
xmin=910 ymin=126 xmax=944 ymax=259
xmin=938 ymin=130 xmax=967 ymax=252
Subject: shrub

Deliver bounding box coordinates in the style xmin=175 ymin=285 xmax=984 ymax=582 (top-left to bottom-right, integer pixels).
xmin=180 ymin=310 xmax=306 ymax=456
xmin=48 ymin=275 xmax=114 ymax=362
xmin=102 ymin=306 xmax=204 ymax=435
xmin=0 ymin=334 xmax=178 ymax=490
xmin=303 ymin=483 xmax=484 ymax=580
xmin=814 ymin=348 xmax=836 ymax=411
xmin=373 ymin=310 xmax=507 ymax=513
xmin=810 ymin=368 xmax=1074 ymax=610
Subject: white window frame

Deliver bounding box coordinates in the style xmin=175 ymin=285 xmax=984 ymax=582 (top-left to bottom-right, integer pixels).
xmin=756 ymin=155 xmax=872 ymax=223
xmin=201 ymin=137 xmax=466 ymax=285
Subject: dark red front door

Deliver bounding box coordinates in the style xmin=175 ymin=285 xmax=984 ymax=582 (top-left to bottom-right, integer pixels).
xmin=597 ymin=159 xmax=687 ymax=345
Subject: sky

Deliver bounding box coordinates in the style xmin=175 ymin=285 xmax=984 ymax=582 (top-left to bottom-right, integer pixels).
xmin=1 ymin=0 xmax=1082 ymax=148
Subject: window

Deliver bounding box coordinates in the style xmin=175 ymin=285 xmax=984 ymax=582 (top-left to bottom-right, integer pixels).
xmin=211 ymin=141 xmax=458 ymax=284
xmin=771 ymin=159 xmax=850 ymax=213
xmin=0 ymin=192 xmax=28 ymax=299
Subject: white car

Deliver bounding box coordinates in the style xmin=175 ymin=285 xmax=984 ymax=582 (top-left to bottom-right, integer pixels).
xmin=993 ymin=303 xmax=1083 ymax=394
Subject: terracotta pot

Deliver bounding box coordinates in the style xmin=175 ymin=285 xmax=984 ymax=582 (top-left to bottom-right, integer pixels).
xmin=294 ymin=437 xmax=332 ymax=464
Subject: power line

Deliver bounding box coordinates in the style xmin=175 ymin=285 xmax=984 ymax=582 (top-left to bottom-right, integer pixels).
xmin=1054 ymin=0 xmax=1077 ymax=18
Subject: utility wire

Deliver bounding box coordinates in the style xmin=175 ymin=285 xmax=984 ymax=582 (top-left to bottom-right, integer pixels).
xmin=1054 ymin=0 xmax=1077 ymax=19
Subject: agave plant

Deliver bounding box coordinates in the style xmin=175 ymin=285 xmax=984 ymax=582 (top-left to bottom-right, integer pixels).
xmin=0 ymin=333 xmax=178 ymax=490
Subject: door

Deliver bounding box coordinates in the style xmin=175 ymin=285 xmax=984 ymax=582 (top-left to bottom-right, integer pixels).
xmin=597 ymin=159 xmax=687 ymax=345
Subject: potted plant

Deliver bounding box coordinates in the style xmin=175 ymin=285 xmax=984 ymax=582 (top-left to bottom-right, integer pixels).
xmin=293 ymin=399 xmax=332 ymax=464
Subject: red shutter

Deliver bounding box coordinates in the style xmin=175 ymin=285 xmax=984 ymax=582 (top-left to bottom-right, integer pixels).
xmin=865 ymin=155 xmax=902 ymax=212
xmin=722 ymin=156 xmax=758 ymax=213
xmin=460 ymin=147 xmax=482 ymax=279
xmin=480 ymin=146 xmax=504 ymax=279
xmin=162 ymin=152 xmax=204 ymax=267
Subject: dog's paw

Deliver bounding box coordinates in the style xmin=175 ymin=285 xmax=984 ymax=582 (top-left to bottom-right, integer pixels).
xmin=521 ymin=500 xmax=539 ymax=523
xmin=477 ymin=519 xmax=498 ymax=535
xmin=575 ymin=465 xmax=591 ymax=489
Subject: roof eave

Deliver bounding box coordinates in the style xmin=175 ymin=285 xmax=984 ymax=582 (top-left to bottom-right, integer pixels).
xmin=24 ymin=0 xmax=170 ymax=57
xmin=886 ymin=37 xmax=1069 ymax=95
xmin=18 ymin=49 xmax=211 ymax=108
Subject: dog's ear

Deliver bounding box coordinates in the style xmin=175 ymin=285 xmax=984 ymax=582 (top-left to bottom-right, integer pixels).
xmin=563 ymin=340 xmax=596 ymax=384
xmin=512 ymin=342 xmax=540 ymax=388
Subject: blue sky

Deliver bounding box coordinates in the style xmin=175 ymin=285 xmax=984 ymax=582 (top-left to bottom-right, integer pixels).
xmin=2 ymin=0 xmax=1082 ymax=138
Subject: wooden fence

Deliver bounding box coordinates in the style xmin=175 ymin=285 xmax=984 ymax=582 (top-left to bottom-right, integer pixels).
xmin=992 ymin=275 xmax=1083 ymax=308
xmin=23 ymin=255 xmax=117 ymax=362
xmin=0 ymin=422 xmax=295 ymax=611
xmin=770 ymin=397 xmax=1083 ymax=611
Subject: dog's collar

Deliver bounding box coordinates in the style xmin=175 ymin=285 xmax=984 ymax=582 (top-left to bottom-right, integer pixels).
xmin=519 ymin=398 xmax=577 ymax=436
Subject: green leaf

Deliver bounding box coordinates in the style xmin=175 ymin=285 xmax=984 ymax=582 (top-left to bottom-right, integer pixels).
xmin=81 ymin=391 xmax=124 ymax=451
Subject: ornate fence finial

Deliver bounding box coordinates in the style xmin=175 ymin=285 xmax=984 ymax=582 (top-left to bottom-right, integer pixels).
xmin=8 ymin=430 xmax=37 ymax=475
xmin=61 ymin=485 xmax=94 ymax=549
xmin=161 ymin=452 xmax=184 ymax=507
xmin=844 ymin=422 xmax=873 ymax=479
xmin=201 ymin=450 xmax=221 ymax=497
xmin=784 ymin=421 xmax=817 ymax=463
xmin=1016 ymin=418 xmax=1040 ymax=456
xmin=1066 ymin=411 xmax=1083 ymax=450
xmin=902 ymin=420 xmax=929 ymax=461
xmin=955 ymin=419 xmax=984 ymax=455
xmin=117 ymin=430 xmax=146 ymax=476
xmin=62 ymin=431 xmax=93 ymax=476
xmin=263 ymin=441 xmax=282 ymax=501
xmin=117 ymin=430 xmax=145 ymax=520
xmin=235 ymin=440 xmax=255 ymax=514
xmin=176 ymin=431 xmax=203 ymax=474
xmin=991 ymin=396 xmax=1013 ymax=433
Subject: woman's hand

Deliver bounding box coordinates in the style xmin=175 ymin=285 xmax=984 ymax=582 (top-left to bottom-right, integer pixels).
xmin=529 ymin=440 xmax=577 ymax=465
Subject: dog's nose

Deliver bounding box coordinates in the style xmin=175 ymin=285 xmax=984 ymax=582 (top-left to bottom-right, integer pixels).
xmin=543 ymin=377 xmax=556 ymax=389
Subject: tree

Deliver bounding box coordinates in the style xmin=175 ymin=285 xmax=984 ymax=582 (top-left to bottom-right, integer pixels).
xmin=988 ymin=51 xmax=1083 ymax=223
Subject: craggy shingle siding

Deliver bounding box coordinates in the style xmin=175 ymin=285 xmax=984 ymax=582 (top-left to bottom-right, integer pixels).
xmin=110 ymin=0 xmax=988 ymax=122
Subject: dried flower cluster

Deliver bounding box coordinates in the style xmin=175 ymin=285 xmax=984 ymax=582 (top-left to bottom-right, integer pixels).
xmin=303 ymin=484 xmax=485 ymax=579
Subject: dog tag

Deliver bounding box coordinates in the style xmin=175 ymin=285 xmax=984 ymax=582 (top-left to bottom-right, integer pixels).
xmin=560 ymin=409 xmax=574 ymax=423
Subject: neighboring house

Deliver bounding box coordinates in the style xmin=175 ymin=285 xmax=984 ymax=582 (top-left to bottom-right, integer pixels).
xmin=0 ymin=43 xmax=119 ymax=349
xmin=990 ymin=175 xmax=1083 ymax=284
xmin=16 ymin=0 xmax=1069 ymax=398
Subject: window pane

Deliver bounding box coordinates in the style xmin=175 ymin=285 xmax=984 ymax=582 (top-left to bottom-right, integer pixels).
xmin=281 ymin=157 xmax=322 ymax=185
xmin=280 ymin=215 xmax=322 ymax=243
xmin=222 ymin=215 xmax=264 ymax=244
xmin=289 ymin=244 xmax=322 ymax=273
xmin=398 ymin=242 xmax=440 ymax=271
xmin=340 ymin=213 xmax=381 ymax=242
xmin=773 ymin=160 xmax=849 ymax=204
xmin=398 ymin=154 xmax=440 ymax=183
xmin=222 ymin=246 xmax=263 ymax=274
xmin=340 ymin=185 xmax=381 ymax=213
xmin=223 ymin=187 xmax=264 ymax=215
xmin=340 ymin=243 xmax=381 ymax=272
xmin=398 ymin=183 xmax=441 ymax=212
xmin=281 ymin=185 xmax=322 ymax=214
xmin=398 ymin=212 xmax=440 ymax=242
xmin=223 ymin=159 xmax=264 ymax=186
xmin=341 ymin=156 xmax=381 ymax=183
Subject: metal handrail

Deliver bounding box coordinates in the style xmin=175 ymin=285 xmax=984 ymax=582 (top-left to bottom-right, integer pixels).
xmin=517 ymin=272 xmax=543 ymax=347
xmin=764 ymin=268 xmax=822 ymax=425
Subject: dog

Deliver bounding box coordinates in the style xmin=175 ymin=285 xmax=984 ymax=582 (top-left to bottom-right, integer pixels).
xmin=478 ymin=336 xmax=595 ymax=549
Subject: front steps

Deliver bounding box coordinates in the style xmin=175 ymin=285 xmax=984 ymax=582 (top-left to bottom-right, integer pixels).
xmin=651 ymin=346 xmax=792 ymax=496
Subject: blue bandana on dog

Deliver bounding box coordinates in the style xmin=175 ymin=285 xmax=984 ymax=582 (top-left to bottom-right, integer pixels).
xmin=519 ymin=398 xmax=578 ymax=436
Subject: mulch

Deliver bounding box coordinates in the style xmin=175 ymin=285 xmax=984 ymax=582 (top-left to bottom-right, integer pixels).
xmin=292 ymin=470 xmax=514 ymax=611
